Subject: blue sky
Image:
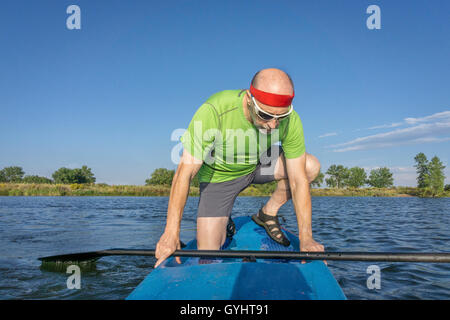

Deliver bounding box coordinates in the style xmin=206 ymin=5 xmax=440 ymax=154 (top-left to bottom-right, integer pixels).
xmin=0 ymin=0 xmax=449 ymax=186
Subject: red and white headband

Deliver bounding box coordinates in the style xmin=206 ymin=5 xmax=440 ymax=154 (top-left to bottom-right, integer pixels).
xmin=250 ymin=84 xmax=294 ymax=107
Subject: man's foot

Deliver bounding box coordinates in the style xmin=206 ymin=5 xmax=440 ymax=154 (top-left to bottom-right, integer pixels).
xmin=251 ymin=207 xmax=290 ymax=247
xmin=226 ymin=217 xmax=236 ymax=238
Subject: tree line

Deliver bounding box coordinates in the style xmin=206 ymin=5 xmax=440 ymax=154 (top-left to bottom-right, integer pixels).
xmin=2 ymin=152 xmax=447 ymax=198
xmin=308 ymin=153 xmax=448 ymax=197
xmin=146 ymin=166 xmax=395 ymax=189
xmin=311 ymin=166 xmax=394 ymax=189
xmin=0 ymin=166 xmax=95 ymax=184
xmin=145 ymin=153 xmax=448 ymax=197
xmin=414 ymin=153 xmax=447 ymax=197
xmin=145 ymin=168 xmax=199 ymax=187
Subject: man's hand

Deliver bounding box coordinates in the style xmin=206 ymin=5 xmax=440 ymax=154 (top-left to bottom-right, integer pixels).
xmin=154 ymin=150 xmax=202 ymax=269
xmin=154 ymin=231 xmax=181 ymax=268
xmin=300 ymin=237 xmax=324 ymax=252
xmin=300 ymin=237 xmax=326 ymax=265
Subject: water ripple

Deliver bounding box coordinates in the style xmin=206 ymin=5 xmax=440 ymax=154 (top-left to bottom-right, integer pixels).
xmin=0 ymin=196 xmax=448 ymax=299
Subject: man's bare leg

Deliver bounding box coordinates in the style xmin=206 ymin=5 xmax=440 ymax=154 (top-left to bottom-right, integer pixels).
xmin=261 ymin=153 xmax=320 ymax=240
xmin=196 ymin=153 xmax=320 ymax=248
xmin=196 ymin=216 xmax=228 ymax=250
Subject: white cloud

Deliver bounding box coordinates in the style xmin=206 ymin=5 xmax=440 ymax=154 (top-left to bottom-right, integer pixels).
xmin=404 ymin=110 xmax=450 ymax=125
xmin=391 ymin=166 xmax=416 ymax=173
xmin=329 ymin=121 xmax=450 ymax=152
xmin=318 ymin=132 xmax=338 ymax=138
xmin=64 ymin=163 xmax=81 ymax=169
xmin=368 ymin=122 xmax=403 ymax=130
xmin=363 ymin=110 xmax=450 ymax=131
xmin=378 ymin=166 xmax=417 ymax=186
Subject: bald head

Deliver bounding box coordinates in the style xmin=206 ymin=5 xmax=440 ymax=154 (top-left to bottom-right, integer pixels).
xmin=251 ymin=68 xmax=294 ymax=96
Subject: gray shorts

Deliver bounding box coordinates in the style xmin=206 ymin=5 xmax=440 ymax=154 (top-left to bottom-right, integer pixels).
xmin=197 ymin=145 xmax=283 ymax=218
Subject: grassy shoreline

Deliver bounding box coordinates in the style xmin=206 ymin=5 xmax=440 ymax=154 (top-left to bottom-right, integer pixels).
xmin=1 ymin=183 xmax=448 ymax=197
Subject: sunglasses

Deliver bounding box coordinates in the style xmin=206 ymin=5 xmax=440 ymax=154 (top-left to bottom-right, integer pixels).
xmin=251 ymin=96 xmax=293 ymax=121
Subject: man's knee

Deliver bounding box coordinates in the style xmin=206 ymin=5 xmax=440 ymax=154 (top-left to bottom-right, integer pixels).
xmin=274 ymin=152 xmax=321 ymax=183
xmin=273 ymin=152 xmax=288 ymax=180
xmin=196 ymin=217 xmax=228 ymax=250
xmin=305 ymin=153 xmax=321 ymax=183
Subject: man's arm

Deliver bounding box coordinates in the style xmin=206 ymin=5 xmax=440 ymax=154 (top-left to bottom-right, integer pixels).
xmin=154 ymin=149 xmax=203 ymax=268
xmin=285 ymin=153 xmax=324 ymax=252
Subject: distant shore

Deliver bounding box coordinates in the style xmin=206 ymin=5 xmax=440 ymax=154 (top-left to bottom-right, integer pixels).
xmin=1 ymin=183 xmax=448 ymax=197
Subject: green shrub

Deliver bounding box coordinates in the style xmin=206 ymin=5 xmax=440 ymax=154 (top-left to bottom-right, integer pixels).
xmin=9 ymin=189 xmax=23 ymax=196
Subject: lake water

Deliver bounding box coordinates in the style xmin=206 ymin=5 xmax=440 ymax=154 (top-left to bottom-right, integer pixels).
xmin=0 ymin=196 xmax=449 ymax=300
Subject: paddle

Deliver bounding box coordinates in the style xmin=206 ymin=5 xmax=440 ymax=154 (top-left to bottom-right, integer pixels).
xmin=38 ymin=248 xmax=450 ymax=263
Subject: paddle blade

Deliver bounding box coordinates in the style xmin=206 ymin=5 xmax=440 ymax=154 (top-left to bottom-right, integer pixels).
xmin=40 ymin=260 xmax=98 ymax=273
xmin=38 ymin=251 xmax=105 ymax=263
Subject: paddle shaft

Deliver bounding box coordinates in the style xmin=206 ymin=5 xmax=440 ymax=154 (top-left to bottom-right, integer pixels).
xmin=39 ymin=249 xmax=450 ymax=263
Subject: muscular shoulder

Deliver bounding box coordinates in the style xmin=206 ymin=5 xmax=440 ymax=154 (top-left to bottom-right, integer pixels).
xmin=279 ymin=110 xmax=302 ymax=137
xmin=188 ymin=89 xmax=244 ymax=128
xmin=281 ymin=110 xmax=306 ymax=159
xmin=204 ymin=90 xmax=245 ymax=115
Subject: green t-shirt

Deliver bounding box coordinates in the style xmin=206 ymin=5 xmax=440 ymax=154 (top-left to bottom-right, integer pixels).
xmin=180 ymin=89 xmax=306 ymax=183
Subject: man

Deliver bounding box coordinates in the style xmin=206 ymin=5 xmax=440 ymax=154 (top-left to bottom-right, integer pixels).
xmin=155 ymin=68 xmax=324 ymax=268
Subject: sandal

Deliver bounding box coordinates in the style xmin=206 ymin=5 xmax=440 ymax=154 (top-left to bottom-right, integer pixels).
xmin=251 ymin=207 xmax=290 ymax=247
xmin=226 ymin=217 xmax=236 ymax=238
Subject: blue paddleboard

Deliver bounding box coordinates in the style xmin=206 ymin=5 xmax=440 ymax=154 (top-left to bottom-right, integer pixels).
xmin=127 ymin=216 xmax=346 ymax=300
